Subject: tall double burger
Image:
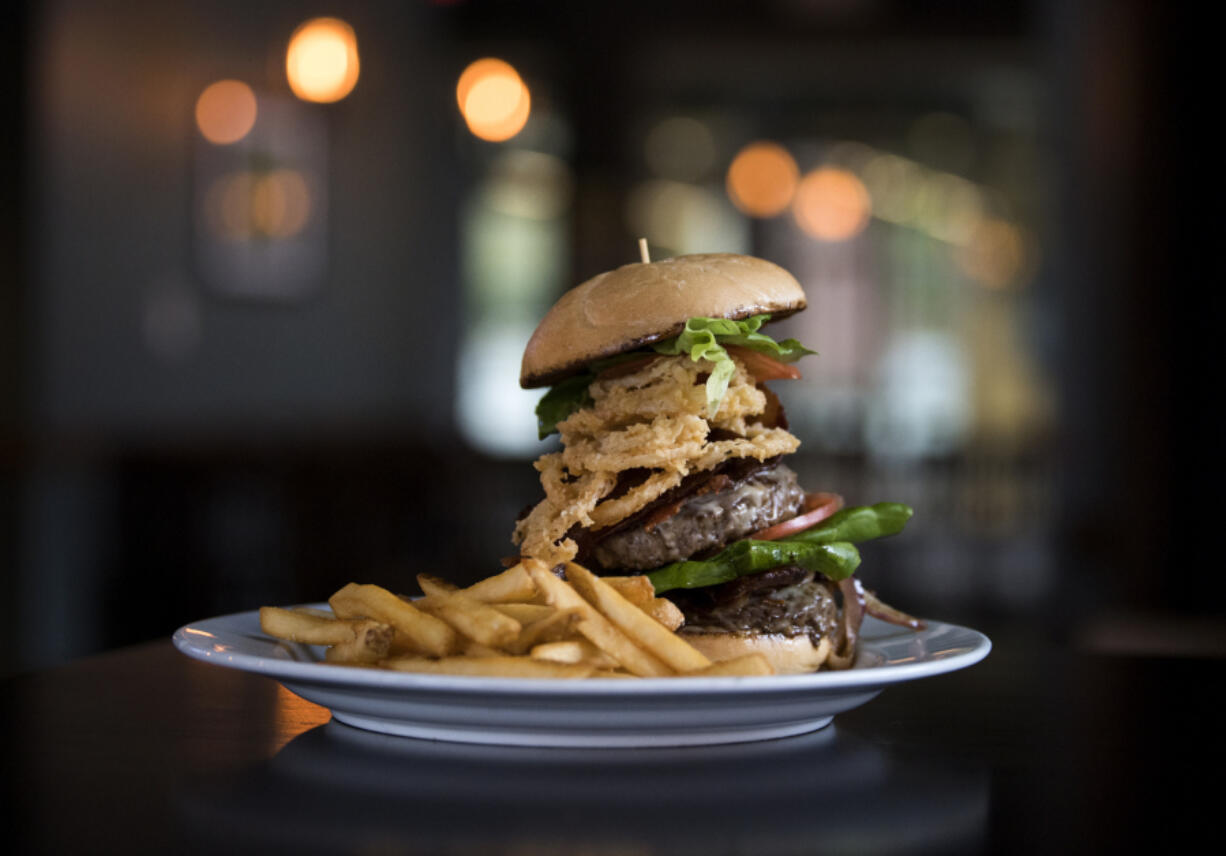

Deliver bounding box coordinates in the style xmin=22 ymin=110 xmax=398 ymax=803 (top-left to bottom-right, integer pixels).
xmin=512 ymin=251 xmax=921 ymax=673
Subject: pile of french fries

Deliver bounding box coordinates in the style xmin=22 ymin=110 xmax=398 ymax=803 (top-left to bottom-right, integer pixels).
xmin=259 ymin=558 xmax=774 ymax=678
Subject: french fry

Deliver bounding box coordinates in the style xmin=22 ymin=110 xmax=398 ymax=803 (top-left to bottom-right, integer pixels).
xmin=646 ymin=597 xmax=685 ymax=631
xmin=602 ymin=575 xmax=656 ymax=608
xmin=290 ymin=605 xmax=336 ymax=620
xmin=564 ymin=563 xmax=712 ymax=673
xmin=328 ymin=582 xmax=457 ymax=657
xmin=323 ymin=619 xmax=394 ymax=664
xmin=683 ymin=653 xmax=775 ymax=677
xmin=383 ymin=655 xmax=595 ymax=679
xmin=262 ymin=559 xmax=820 ymax=679
xmin=462 ymin=561 xmax=538 ymax=603
xmin=461 ymin=640 xmax=504 ymax=657
xmin=577 ymin=575 xmax=684 ymax=630
xmin=260 ymin=606 xmax=359 ymax=646
xmin=524 ymin=559 xmax=673 ymax=677
xmin=490 ymin=602 xmax=554 ymax=624
xmin=530 ymin=639 xmax=620 ymax=670
xmin=418 ymin=588 xmax=523 ymax=648
xmin=416 ymin=574 xmax=459 ymax=597
xmin=509 ymin=607 xmax=582 ymax=653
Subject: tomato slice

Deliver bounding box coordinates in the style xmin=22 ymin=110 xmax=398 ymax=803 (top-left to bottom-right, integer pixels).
xmin=726 ymin=345 xmax=802 ymax=382
xmin=749 ymin=492 xmax=843 ymax=541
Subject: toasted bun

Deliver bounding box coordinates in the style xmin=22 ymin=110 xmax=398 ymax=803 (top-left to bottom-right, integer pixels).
xmin=682 ymin=631 xmax=832 ymax=675
xmin=520 ymin=253 xmax=807 ymax=388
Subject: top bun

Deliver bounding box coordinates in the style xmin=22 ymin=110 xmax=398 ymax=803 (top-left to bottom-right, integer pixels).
xmin=520 ymin=253 xmax=807 ymax=388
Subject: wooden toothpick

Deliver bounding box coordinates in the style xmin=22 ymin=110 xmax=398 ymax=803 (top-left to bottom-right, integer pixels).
xmin=638 ymin=238 xmax=651 ymax=264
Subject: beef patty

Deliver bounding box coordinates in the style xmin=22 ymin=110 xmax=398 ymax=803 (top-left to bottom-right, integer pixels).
xmin=589 ymin=463 xmax=805 ymax=572
xmin=666 ymin=564 xmax=841 ymax=644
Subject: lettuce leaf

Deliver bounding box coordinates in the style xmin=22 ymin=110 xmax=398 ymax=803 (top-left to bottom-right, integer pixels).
xmin=647 ymin=539 xmax=862 ymax=594
xmin=646 ymin=502 xmax=912 ymax=593
xmin=534 ymin=314 xmax=815 ymax=437
xmin=534 ymin=374 xmax=594 ymax=440
xmin=651 ymin=316 xmax=816 ymax=416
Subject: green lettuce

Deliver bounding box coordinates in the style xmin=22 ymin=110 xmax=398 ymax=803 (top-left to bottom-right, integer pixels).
xmin=534 ymin=374 xmax=594 ymax=440
xmin=646 ymin=502 xmax=912 ymax=593
xmin=651 ymin=315 xmax=815 ymax=416
xmin=647 ymin=539 xmax=863 ymax=594
xmin=533 ymin=314 xmax=815 ymax=438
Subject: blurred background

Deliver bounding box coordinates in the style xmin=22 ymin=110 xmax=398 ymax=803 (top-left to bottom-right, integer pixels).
xmin=1 ymin=0 xmax=1207 ymax=675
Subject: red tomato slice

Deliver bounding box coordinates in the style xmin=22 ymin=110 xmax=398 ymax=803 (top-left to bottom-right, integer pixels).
xmin=749 ymin=492 xmax=843 ymax=541
xmin=726 ymin=345 xmax=802 ymax=382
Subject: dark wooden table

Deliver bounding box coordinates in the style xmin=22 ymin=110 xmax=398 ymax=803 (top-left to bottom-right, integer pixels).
xmin=4 ymin=618 xmax=1217 ymax=854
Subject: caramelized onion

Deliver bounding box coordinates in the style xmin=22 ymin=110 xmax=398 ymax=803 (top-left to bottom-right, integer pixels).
xmin=826 ymin=578 xmax=866 ymax=670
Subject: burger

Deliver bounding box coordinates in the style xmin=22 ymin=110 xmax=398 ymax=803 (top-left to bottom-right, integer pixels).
xmin=512 ymin=252 xmax=921 ymax=673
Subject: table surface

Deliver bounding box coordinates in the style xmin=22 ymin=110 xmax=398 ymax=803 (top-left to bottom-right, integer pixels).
xmin=3 ymin=617 xmax=1218 ymax=855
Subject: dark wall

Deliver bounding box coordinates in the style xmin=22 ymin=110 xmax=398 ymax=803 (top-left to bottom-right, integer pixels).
xmin=1045 ymin=1 xmax=1209 ymax=614
xmin=30 ymin=0 xmax=460 ymax=437
xmin=11 ymin=0 xmax=468 ymax=672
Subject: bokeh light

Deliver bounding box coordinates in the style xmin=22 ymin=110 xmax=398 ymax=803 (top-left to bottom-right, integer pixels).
xmin=626 ymin=180 xmax=749 ymax=256
xmin=482 ymin=150 xmax=573 ymax=221
xmin=645 ymin=116 xmax=718 ymax=181
xmin=792 ymin=167 xmax=872 ymax=242
xmin=195 ymin=80 xmax=257 ymax=145
xmin=457 ymin=58 xmax=531 ymax=142
xmin=286 ymin=17 xmax=360 ymax=103
xmin=955 ymin=218 xmax=1028 ymax=289
xmin=725 ymin=141 xmax=799 ymax=218
xmin=862 ymin=152 xmax=923 ymax=225
xmin=924 ymin=172 xmax=986 ymax=245
xmin=206 ymin=169 xmax=312 ymax=240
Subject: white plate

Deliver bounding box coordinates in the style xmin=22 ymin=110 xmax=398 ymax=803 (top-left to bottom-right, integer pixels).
xmin=173 ymin=608 xmax=990 ymax=748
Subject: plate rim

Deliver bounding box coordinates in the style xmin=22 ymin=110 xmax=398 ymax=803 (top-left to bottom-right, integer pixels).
xmin=173 ymin=606 xmax=991 ymax=696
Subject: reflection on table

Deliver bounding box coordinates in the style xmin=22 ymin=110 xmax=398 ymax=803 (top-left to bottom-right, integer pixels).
xmin=179 ymin=719 xmax=989 ymax=855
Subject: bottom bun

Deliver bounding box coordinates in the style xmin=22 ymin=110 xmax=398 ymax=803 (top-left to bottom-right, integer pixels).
xmin=682 ymin=631 xmax=832 ymax=674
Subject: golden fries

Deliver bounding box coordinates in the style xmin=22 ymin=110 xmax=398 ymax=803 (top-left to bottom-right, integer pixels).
xmin=489 ymin=602 xmax=554 ymax=624
xmin=645 ymin=597 xmax=686 ymax=631
xmin=329 ymin=582 xmax=457 ymax=657
xmin=417 ymin=585 xmax=522 ymax=649
xmin=602 ymin=575 xmax=656 ymax=607
xmin=259 ymin=606 xmax=368 ymax=646
xmin=259 ymin=559 xmax=778 ymax=679
xmin=461 ymin=562 xmax=537 ymax=603
xmin=564 ymin=563 xmax=712 ymax=673
xmin=509 ymin=607 xmax=582 ymax=653
xmin=324 ymin=620 xmax=394 ymax=664
xmin=525 ymin=559 xmax=673 ymax=677
xmin=530 ymin=639 xmax=620 ymax=670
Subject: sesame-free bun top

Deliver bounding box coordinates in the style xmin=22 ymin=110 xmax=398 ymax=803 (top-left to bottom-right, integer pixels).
xmin=519 ymin=253 xmax=807 ymax=388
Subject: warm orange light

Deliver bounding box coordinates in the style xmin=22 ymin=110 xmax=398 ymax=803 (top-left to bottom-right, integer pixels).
xmin=286 ymin=17 xmax=360 ymax=103
xmin=725 ymin=141 xmax=799 ymax=217
xmin=456 ymin=58 xmax=530 ymax=142
xmin=207 ymin=169 xmax=312 ymax=240
xmin=195 ymin=80 xmax=257 ymax=145
xmin=253 ymin=169 xmax=312 ymax=238
xmin=272 ymin=684 xmax=330 ymax=753
xmin=792 ymin=167 xmax=872 ymax=242
xmin=456 ymin=58 xmax=515 ymax=112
